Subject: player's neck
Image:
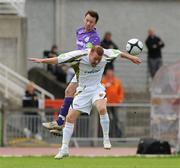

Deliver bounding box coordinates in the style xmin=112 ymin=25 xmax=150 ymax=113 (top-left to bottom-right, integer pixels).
xmin=84 ymin=27 xmax=93 ymax=33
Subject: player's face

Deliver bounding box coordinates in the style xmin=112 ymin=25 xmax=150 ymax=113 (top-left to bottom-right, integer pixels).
xmin=84 ymin=14 xmax=97 ymax=32
xmin=148 ymin=28 xmax=155 ymax=37
xmin=89 ymin=51 xmax=102 ymax=67
xmin=106 ymin=69 xmax=114 ymax=78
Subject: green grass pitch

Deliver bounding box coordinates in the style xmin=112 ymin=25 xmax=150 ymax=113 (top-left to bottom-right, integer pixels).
xmin=1 ymin=156 xmax=180 ymax=168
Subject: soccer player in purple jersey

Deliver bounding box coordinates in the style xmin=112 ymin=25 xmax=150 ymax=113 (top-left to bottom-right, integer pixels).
xmin=42 ymin=10 xmax=100 ymax=135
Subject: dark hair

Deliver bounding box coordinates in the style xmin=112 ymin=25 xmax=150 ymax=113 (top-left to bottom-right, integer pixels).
xmin=85 ymin=10 xmax=99 ymax=23
xmin=91 ymin=45 xmax=104 ymax=56
xmin=51 ymin=44 xmax=58 ymax=50
xmin=105 ymin=32 xmax=111 ymax=36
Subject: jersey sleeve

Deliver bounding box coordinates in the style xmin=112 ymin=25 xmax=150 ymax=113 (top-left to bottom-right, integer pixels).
xmin=57 ymin=50 xmax=88 ymax=64
xmin=103 ymin=49 xmax=122 ymax=62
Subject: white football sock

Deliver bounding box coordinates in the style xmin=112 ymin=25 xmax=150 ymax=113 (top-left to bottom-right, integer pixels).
xmin=61 ymin=122 xmax=74 ymax=150
xmin=100 ymin=113 xmax=110 ymax=140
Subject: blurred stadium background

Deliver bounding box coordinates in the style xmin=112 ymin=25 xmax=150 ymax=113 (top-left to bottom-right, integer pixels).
xmin=0 ymin=0 xmax=180 ymax=159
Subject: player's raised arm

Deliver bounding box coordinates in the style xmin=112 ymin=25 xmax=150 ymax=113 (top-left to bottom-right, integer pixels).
xmin=104 ymin=49 xmax=141 ymax=64
xmin=29 ymin=49 xmax=88 ymax=64
xmin=120 ymin=52 xmax=141 ymax=64
xmin=29 ymin=57 xmax=58 ymax=64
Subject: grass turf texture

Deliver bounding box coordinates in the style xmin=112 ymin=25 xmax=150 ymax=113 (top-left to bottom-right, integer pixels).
xmin=1 ymin=156 xmax=180 ymax=168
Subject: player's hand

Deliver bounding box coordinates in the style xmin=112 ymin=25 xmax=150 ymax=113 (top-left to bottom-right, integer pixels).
xmin=28 ymin=58 xmax=44 ymax=63
xmin=130 ymin=56 xmax=141 ymax=64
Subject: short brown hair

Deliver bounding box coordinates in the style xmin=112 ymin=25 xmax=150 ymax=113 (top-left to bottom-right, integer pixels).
xmin=91 ymin=45 xmax=104 ymax=56
xmin=85 ymin=10 xmax=99 ymax=23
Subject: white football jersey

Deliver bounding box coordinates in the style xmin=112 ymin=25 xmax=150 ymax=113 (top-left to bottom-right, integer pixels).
xmin=57 ymin=49 xmax=122 ymax=87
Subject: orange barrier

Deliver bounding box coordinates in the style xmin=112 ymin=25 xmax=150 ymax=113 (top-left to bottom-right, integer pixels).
xmin=45 ymin=99 xmax=64 ymax=119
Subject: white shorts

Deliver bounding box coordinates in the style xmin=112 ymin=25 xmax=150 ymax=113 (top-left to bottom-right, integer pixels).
xmin=72 ymin=84 xmax=106 ymax=115
xmin=70 ymin=74 xmax=77 ymax=83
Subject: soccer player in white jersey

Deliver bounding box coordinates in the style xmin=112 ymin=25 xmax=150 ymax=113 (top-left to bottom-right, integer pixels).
xmin=29 ymin=46 xmax=141 ymax=159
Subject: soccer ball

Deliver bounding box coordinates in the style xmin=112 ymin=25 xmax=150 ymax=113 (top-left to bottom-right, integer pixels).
xmin=126 ymin=38 xmax=143 ymax=55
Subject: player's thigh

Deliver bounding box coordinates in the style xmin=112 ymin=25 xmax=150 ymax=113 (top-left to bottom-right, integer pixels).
xmin=66 ymin=109 xmax=81 ymax=123
xmin=73 ymin=90 xmax=92 ymax=115
xmin=65 ymin=82 xmax=78 ymax=97
xmin=95 ymin=99 xmax=107 ymax=115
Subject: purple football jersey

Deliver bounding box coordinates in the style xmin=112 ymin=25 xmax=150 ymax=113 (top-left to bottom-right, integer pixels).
xmin=76 ymin=27 xmax=100 ymax=50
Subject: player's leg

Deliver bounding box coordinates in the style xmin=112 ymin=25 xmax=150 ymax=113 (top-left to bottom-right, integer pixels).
xmin=56 ymin=82 xmax=77 ymax=125
xmin=92 ymin=84 xmax=111 ymax=149
xmin=55 ymin=85 xmax=91 ymax=159
xmin=95 ymin=98 xmax=111 ymax=149
xmin=55 ymin=109 xmax=80 ymax=159
xmin=42 ymin=81 xmax=77 ymax=133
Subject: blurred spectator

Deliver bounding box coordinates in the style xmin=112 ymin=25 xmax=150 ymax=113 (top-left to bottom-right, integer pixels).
xmin=45 ymin=44 xmax=66 ymax=83
xmin=22 ymin=82 xmax=42 ymax=140
xmin=145 ymin=27 xmax=165 ymax=78
xmin=102 ymin=68 xmax=124 ymax=137
xmin=47 ymin=45 xmax=58 ymax=73
xmin=101 ymin=32 xmax=118 ymax=71
xmin=57 ymin=64 xmax=75 ymax=84
xmin=101 ymin=32 xmax=118 ymax=49
xmin=66 ymin=67 xmax=75 ymax=84
xmin=49 ymin=44 xmax=59 ymax=57
xmin=23 ymin=82 xmax=38 ymax=108
xmin=55 ymin=64 xmax=67 ymax=83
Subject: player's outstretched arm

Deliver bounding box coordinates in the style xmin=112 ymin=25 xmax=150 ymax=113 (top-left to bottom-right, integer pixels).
xmin=120 ymin=52 xmax=141 ymax=64
xmin=29 ymin=57 xmax=58 ymax=64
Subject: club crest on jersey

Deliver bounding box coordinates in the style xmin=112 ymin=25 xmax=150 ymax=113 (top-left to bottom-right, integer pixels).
xmin=84 ymin=37 xmax=90 ymax=42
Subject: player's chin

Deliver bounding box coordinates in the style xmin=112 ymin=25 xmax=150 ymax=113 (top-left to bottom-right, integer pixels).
xmin=86 ymin=27 xmax=92 ymax=32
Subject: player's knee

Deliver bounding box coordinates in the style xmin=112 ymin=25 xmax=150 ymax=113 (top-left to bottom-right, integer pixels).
xmin=65 ymin=85 xmax=76 ymax=97
xmin=65 ymin=88 xmax=74 ymax=97
xmin=66 ymin=114 xmax=75 ymax=123
xmin=98 ymin=106 xmax=107 ymax=115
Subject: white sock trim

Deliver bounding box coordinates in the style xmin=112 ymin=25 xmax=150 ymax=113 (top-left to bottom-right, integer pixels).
xmin=65 ymin=122 xmax=74 ymax=128
xmin=100 ymin=113 xmax=109 ymax=120
xmin=58 ymin=114 xmax=65 ymax=120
